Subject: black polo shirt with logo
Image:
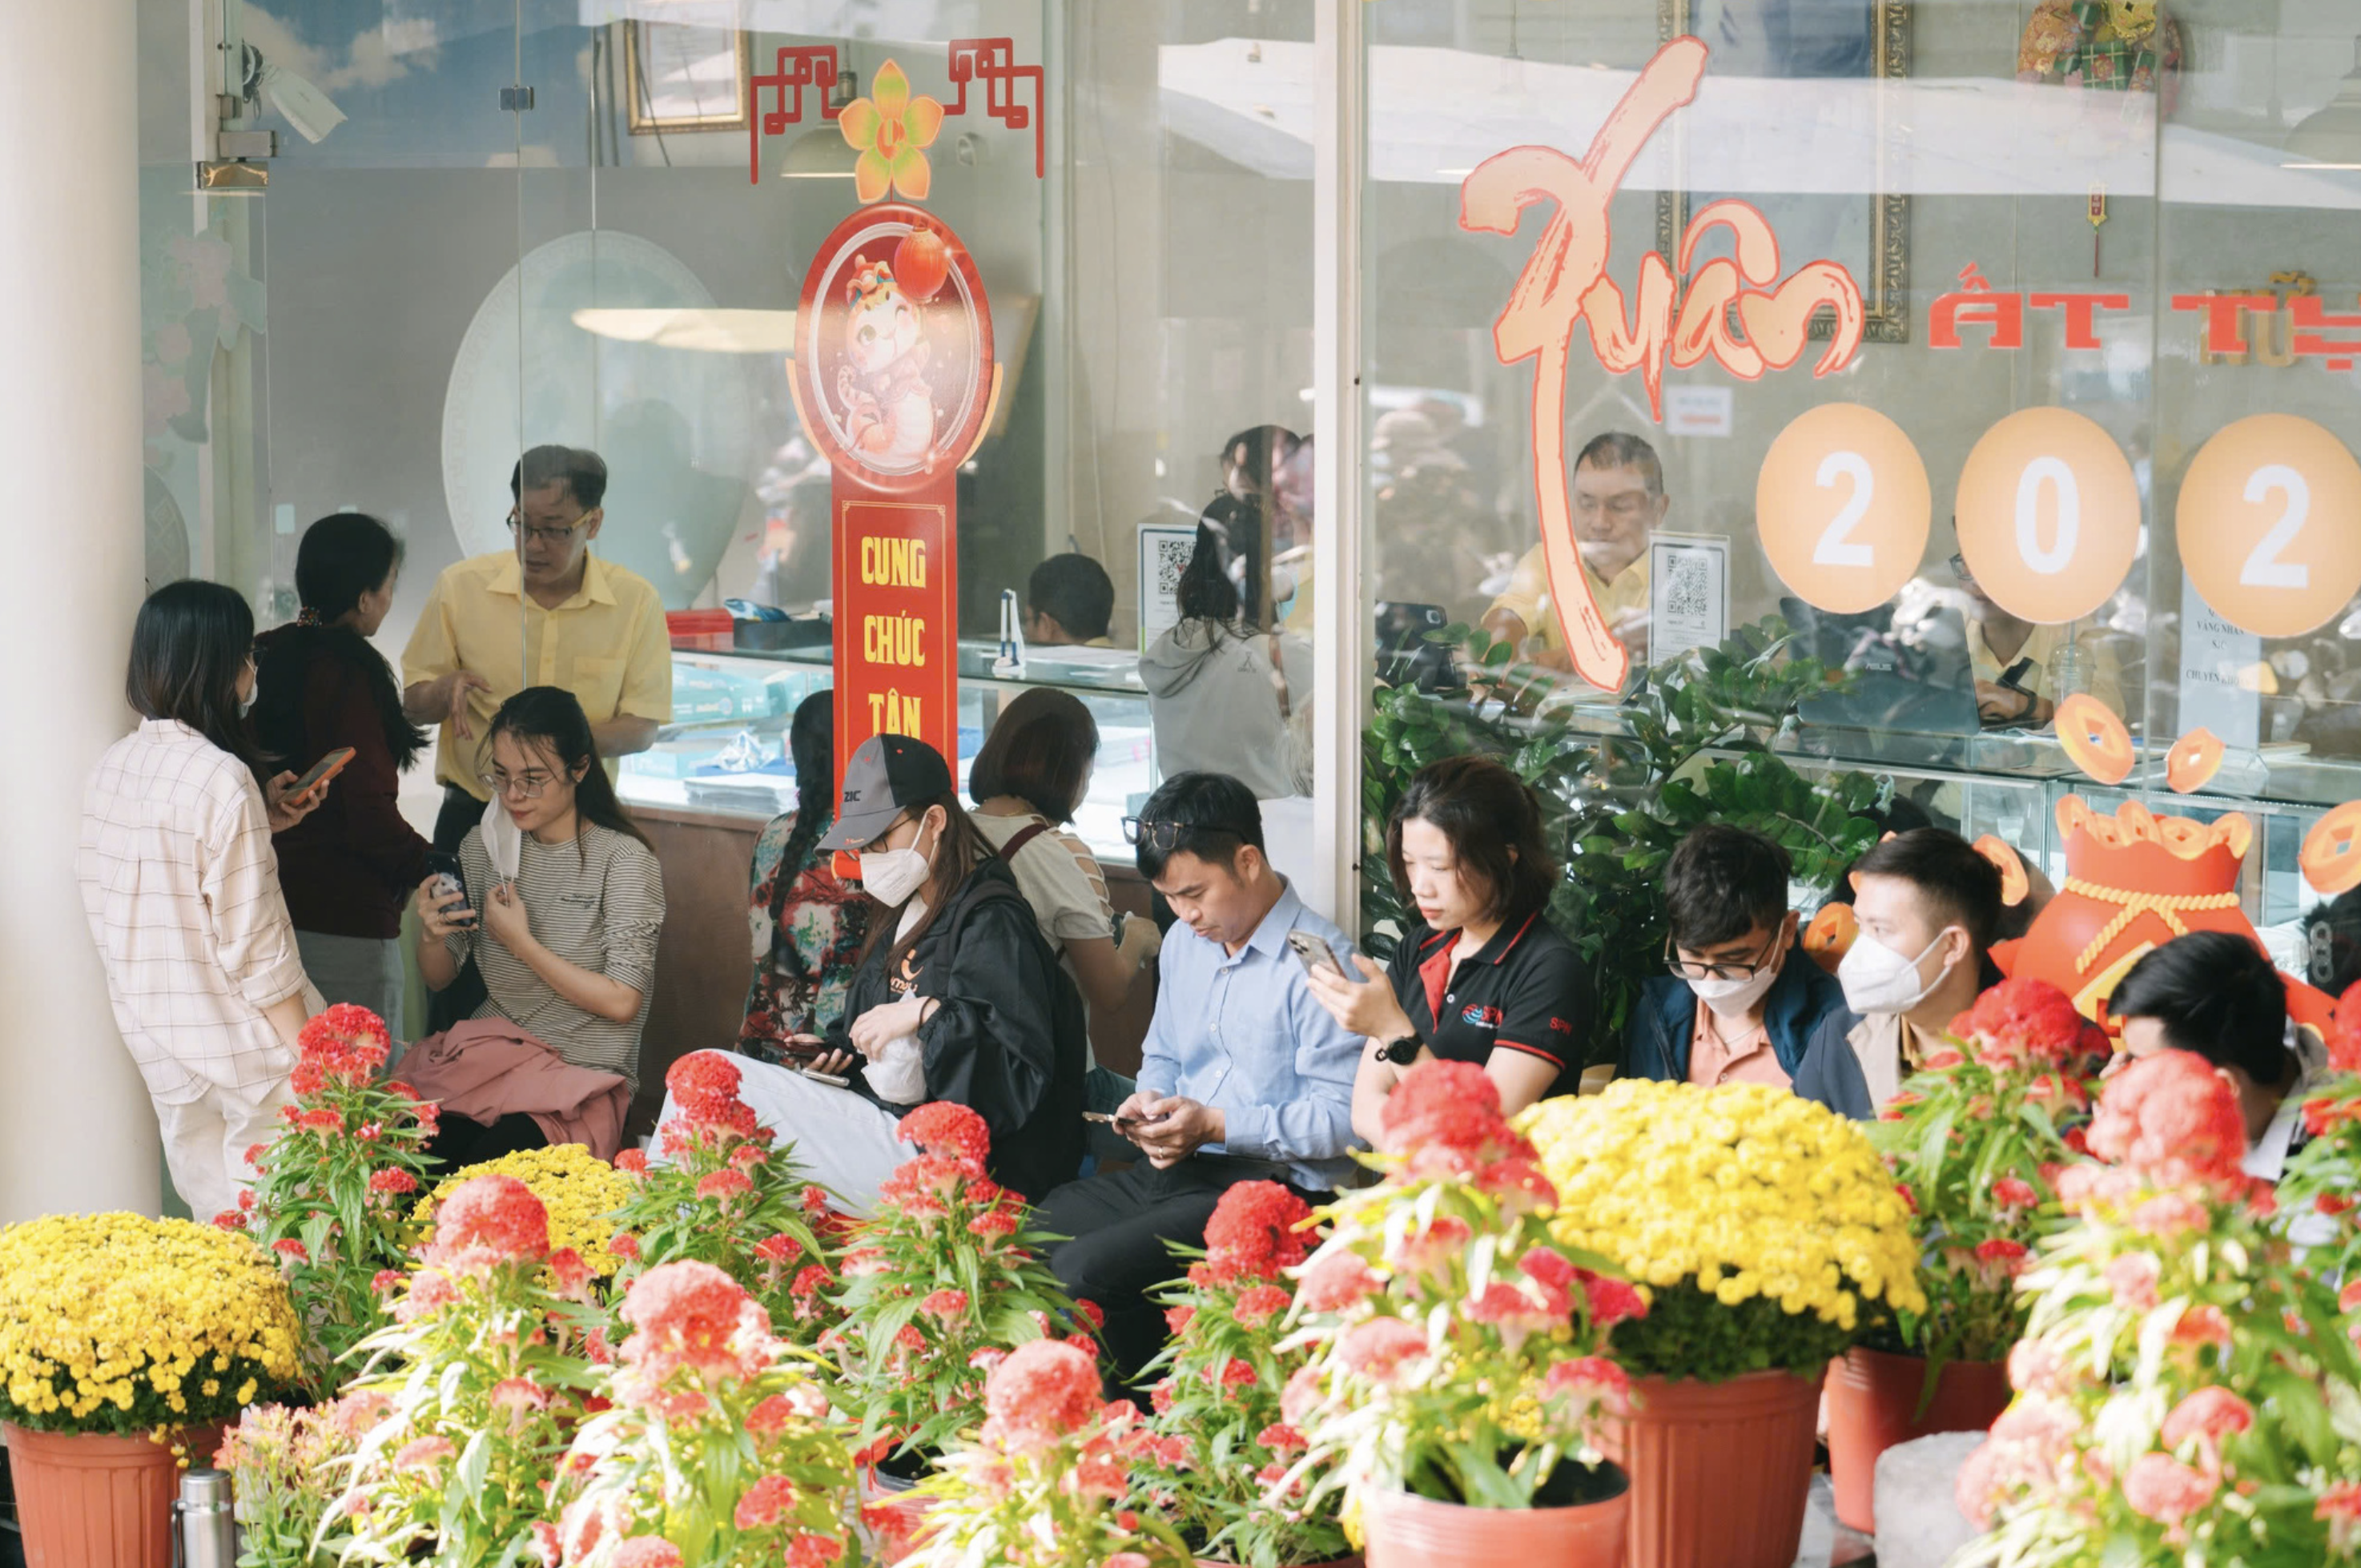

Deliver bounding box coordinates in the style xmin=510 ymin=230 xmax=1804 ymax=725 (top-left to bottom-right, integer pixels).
xmin=1383 ymin=907 xmax=1591 ymax=1100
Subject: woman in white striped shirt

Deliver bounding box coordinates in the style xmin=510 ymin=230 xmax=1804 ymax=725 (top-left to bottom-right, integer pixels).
xmin=78 ymin=581 xmax=330 ymax=1222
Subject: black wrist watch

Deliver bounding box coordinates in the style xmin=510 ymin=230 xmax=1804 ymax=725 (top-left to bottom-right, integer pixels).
xmin=1379 ymin=1034 xmax=1423 ymax=1066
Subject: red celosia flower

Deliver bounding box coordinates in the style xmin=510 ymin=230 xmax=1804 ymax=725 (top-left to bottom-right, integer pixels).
xmin=370 ymin=1268 xmax=404 ymax=1295
xmin=489 ymin=1376 xmax=550 ymax=1416
xmin=2169 ymin=1305 xmax=2233 ymax=1362
xmin=271 ymin=1237 xmax=308 ymax=1262
xmin=734 ymin=1474 xmax=798 ymax=1530
xmin=1297 ymin=1251 xmax=1382 ymax=1313
xmin=1542 ymin=1354 xmax=1631 ymax=1413
xmin=1150 ymin=1379 xmax=1175 ymax=1414
xmin=753 ymin=1232 xmax=802 ymax=1264
xmin=1581 ymin=1272 xmax=1648 ymax=1328
xmin=392 ymin=1436 xmax=455 ymax=1472
xmin=298 ymin=1108 xmax=343 ymax=1135
xmin=895 ymin=1324 xmax=927 ymax=1354
xmin=782 ymin=1535 xmax=842 ymax=1568
xmin=1973 ymin=1237 xmax=2029 ymax=1276
xmin=696 ymin=1169 xmax=754 ymax=1202
xmin=2319 ymin=1481 xmax=2361 ymax=1552
xmin=243 ymin=1142 xmax=270 ymax=1170
xmin=1378 ymin=1059 xmax=1514 ymax=1160
xmin=2086 ymin=1051 xmax=2248 ymax=1191
xmin=2122 ymin=1451 xmax=2217 ymax=1534
xmin=913 ymin=1287 xmax=967 ymax=1322
xmin=367 ymin=1168 xmax=418 ymax=1196
xmin=1201 ymin=1180 xmax=1314 ymax=1281
xmin=970 ymin=1208 xmax=1019 ymax=1239
xmin=1233 ymin=1283 xmax=1292 ymax=1328
xmin=1989 ymin=1176 xmax=2038 ymax=1213
xmin=1336 ymin=1317 xmax=1428 ymax=1381
xmin=1257 ymin=1421 xmax=1307 ymax=1452
xmin=2102 ymin=1252 xmax=2162 ymax=1312
xmin=667 ymin=1050 xmax=742 ymax=1112
xmin=615 ymin=1260 xmax=770 ymax=1397
xmin=981 ymin=1339 xmax=1104 ymax=1446
xmin=615 ymin=1148 xmax=649 ymax=1175
xmin=1956 ymin=978 xmax=2086 ymax=1070
xmin=790 ymin=1264 xmax=832 ymax=1298
xmin=614 ymin=1541 xmax=686 ymax=1568
xmin=430 ymin=1173 xmax=551 ymax=1269
xmin=896 ymin=1101 xmax=991 ymax=1164
xmin=609 ymin=1232 xmax=641 ymax=1260
xmin=1217 ymin=1357 xmax=1257 ymax=1390
xmin=549 ymin=1248 xmax=590 ymax=1297
xmin=2161 ymin=1386 xmax=2252 ymax=1449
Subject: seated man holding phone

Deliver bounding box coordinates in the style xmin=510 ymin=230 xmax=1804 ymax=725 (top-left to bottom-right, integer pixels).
xmin=1036 ymin=771 xmax=1364 ymax=1385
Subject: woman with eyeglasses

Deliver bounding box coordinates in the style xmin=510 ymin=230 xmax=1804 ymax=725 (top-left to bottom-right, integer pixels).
xmin=1301 ymin=755 xmax=1591 ymax=1148
xmin=413 ymin=686 xmax=664 ymax=1161
xmin=251 ymin=513 xmax=432 ymax=1036
xmin=1617 ymin=823 xmax=1847 ymax=1090
xmin=78 ymin=580 xmax=332 ymax=1224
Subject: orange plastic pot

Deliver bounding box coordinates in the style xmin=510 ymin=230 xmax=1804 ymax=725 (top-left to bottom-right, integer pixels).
xmin=1363 ymin=1475 xmax=1628 ymax=1568
xmin=1599 ymin=1369 xmax=1820 ymax=1568
xmin=3 ymin=1422 xmax=216 ymax=1568
xmin=1824 ymin=1349 xmax=2010 ymax=1534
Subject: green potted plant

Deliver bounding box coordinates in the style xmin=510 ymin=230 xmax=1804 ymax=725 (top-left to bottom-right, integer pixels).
xmin=1836 ymin=976 xmax=2106 ymax=1533
xmin=0 ymin=1211 xmax=304 ymax=1568
xmin=1955 ymin=1048 xmax=2361 ymax=1565
xmin=823 ymin=1101 xmax=1097 ymax=1484
xmin=1520 ymin=1077 xmax=1924 ymax=1568
xmin=213 ymin=1398 xmax=368 ymax=1568
xmin=1132 ymin=1180 xmax=1354 ymax=1567
xmin=1283 ymin=1061 xmax=1639 ymax=1568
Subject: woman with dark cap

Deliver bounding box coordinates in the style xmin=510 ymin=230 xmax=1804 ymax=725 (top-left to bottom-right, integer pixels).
xmin=252 ymin=513 xmax=432 ymax=1034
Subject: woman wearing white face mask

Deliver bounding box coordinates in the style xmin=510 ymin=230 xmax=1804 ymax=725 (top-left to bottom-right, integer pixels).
xmin=1620 ymin=825 xmax=1850 ymax=1092
xmin=1793 ymin=828 xmax=2006 ymax=1119
xmin=664 ymin=734 xmax=1088 ymax=1211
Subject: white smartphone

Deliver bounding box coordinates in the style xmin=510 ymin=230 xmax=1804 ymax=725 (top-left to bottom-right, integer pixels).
xmin=1285 ymin=930 xmax=1343 ymax=975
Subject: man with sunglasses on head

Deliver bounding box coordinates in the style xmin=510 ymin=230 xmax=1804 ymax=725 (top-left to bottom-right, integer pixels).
xmin=1036 ymin=771 xmax=1364 ymax=1391
xmin=1621 ymin=824 xmax=1848 ymax=1093
xmin=403 ymin=444 xmax=673 ymax=855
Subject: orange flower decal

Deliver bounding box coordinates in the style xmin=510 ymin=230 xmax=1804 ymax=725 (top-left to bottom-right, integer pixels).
xmin=838 ymin=60 xmax=944 ymax=203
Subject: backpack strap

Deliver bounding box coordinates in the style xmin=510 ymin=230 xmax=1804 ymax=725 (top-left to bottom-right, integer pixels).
xmin=999 ymin=820 xmax=1052 ymax=864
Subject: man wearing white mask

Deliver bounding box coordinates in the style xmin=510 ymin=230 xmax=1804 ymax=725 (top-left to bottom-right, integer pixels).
xmin=1793 ymin=829 xmax=2005 ymax=1118
xmin=1621 ymin=825 xmax=1848 ymax=1090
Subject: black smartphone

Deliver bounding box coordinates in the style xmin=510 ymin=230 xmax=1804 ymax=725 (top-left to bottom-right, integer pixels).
xmin=422 ymin=850 xmax=473 ymax=923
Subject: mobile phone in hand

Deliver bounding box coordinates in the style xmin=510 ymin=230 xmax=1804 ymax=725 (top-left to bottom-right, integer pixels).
xmin=287 ymin=746 xmax=356 ymax=797
xmin=422 ymin=850 xmax=473 ymax=923
xmin=1084 ymin=1110 xmax=1144 ymax=1131
xmin=1285 ymin=930 xmax=1343 ymax=976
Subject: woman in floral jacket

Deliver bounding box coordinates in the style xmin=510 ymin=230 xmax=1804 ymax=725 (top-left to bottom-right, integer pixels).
xmin=739 ymin=691 xmax=870 ymax=1055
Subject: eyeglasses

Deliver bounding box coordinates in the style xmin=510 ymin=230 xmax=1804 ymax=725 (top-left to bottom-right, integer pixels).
xmin=1949 ymin=552 xmax=1973 ymax=583
xmin=481 ymin=768 xmax=562 ymax=800
xmin=1122 ymin=817 xmax=1184 ymax=850
xmin=1663 ymin=933 xmax=1781 ymax=984
xmin=1573 ymin=490 xmax=1655 ymax=521
xmin=508 ymin=511 xmax=583 ymax=548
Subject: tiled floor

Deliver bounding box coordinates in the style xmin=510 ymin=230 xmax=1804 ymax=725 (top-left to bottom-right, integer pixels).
xmin=1798 ymin=1474 xmax=1878 ymax=1566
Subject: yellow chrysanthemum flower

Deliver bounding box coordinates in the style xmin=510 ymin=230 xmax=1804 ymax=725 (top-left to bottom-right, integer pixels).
xmin=412 ymin=1143 xmax=636 ymax=1277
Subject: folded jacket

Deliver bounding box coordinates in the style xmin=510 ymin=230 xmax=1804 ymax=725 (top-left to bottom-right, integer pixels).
xmin=399 ymin=1019 xmax=632 ymax=1161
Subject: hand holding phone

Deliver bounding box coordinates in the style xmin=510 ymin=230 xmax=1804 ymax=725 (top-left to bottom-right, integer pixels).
xmin=288 ymin=746 xmax=356 ymax=798
xmin=1285 ymin=930 xmax=1343 ymax=976
xmin=418 ymin=850 xmax=475 ymax=935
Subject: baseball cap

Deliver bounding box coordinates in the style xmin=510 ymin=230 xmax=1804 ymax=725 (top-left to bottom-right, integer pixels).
xmin=816 ymin=733 xmax=955 ymax=852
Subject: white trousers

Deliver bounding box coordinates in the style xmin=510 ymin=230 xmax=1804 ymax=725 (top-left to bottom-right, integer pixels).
xmin=658 ymin=1051 xmax=915 ymax=1216
xmin=153 ymin=1074 xmax=299 ymax=1224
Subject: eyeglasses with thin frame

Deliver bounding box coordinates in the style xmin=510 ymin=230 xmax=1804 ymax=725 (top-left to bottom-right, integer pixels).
xmin=1663 ymin=932 xmax=1782 ymax=984
xmin=1949 ymin=552 xmax=1973 ymax=583
xmin=508 ymin=509 xmax=585 ymax=548
xmin=481 ymin=767 xmax=563 ymax=800
xmin=1122 ymin=817 xmax=1184 ymax=850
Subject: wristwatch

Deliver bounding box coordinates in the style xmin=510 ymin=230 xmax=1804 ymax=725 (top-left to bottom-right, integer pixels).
xmin=1379 ymin=1034 xmax=1423 ymax=1066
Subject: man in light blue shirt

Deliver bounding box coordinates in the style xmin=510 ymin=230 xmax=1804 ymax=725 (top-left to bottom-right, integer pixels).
xmin=1036 ymin=771 xmax=1363 ymax=1384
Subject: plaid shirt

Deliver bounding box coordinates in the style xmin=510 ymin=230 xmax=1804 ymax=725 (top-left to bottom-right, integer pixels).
xmin=78 ymin=720 xmax=309 ymax=1104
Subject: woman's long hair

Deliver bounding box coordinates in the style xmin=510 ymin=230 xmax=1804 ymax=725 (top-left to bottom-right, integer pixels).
xmin=127 ymin=580 xmax=265 ymax=776
xmin=1386 ymin=754 xmax=1557 ymax=926
xmin=968 ymin=687 xmax=1098 ymax=823
xmin=769 ymin=690 xmax=839 ymax=928
xmin=856 ymin=786 xmax=993 ymax=971
xmin=485 ymin=687 xmax=650 ymax=857
xmin=251 ymin=513 xmax=426 ymax=773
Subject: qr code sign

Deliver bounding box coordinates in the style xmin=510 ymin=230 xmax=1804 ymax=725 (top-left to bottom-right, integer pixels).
xmin=1663 ymin=551 xmax=1711 ymax=623
xmin=1153 ymin=537 xmax=1193 ymax=599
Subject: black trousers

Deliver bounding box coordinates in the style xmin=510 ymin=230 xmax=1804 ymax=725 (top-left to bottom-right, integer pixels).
xmin=1036 ymin=1156 xmax=1323 ymax=1389
xmin=426 ymin=785 xmax=490 ymax=1035
xmin=422 ymin=1111 xmax=547 ymax=1174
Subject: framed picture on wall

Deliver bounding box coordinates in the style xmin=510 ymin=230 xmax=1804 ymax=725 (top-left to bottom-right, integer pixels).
xmin=624 ymin=12 xmax=754 ymax=135
xmin=1655 ymin=0 xmax=1913 ymax=344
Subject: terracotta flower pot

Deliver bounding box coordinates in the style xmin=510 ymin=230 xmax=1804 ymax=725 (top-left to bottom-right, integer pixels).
xmin=3 ymin=1422 xmax=219 ymax=1568
xmin=1824 ymin=1348 xmax=2011 ymax=1534
xmin=1362 ymin=1471 xmax=1629 ymax=1568
xmin=1600 ymin=1368 xmax=1820 ymax=1568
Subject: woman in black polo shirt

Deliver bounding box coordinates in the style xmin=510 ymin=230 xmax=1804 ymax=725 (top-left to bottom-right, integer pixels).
xmin=1305 ymin=755 xmax=1591 ymax=1148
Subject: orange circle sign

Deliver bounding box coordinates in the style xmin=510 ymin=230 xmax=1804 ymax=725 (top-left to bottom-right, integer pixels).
xmin=1954 ymin=408 xmax=2140 ymax=624
xmin=1756 ymin=404 xmax=1932 ymax=613
xmin=2175 ymin=414 xmax=2361 ymax=639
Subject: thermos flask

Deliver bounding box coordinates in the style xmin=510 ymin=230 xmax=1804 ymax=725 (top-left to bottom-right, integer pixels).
xmin=174 ymin=1467 xmax=239 ymax=1568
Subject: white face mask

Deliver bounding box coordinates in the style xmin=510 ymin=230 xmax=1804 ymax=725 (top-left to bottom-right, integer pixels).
xmin=1689 ymin=961 xmax=1782 ymax=1020
xmin=858 ymin=813 xmax=935 ymax=907
xmin=1838 ymin=926 xmax=1961 ymax=1016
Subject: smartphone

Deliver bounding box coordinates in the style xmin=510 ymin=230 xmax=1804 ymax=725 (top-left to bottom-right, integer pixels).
xmin=1084 ymin=1110 xmax=1144 ymax=1129
xmin=1285 ymin=930 xmax=1343 ymax=976
xmin=798 ymin=1067 xmax=851 ymax=1088
xmin=288 ymin=746 xmax=356 ymax=797
xmin=421 ymin=850 xmax=473 ymax=923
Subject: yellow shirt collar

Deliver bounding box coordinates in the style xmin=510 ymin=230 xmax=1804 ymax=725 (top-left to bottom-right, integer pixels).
xmin=485 ymin=552 xmax=620 ymax=611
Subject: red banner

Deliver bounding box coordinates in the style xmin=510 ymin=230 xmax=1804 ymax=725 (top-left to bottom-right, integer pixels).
xmin=830 ymin=487 xmax=959 ymax=770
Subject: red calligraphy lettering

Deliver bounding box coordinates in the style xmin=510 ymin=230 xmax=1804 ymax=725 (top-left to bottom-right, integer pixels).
xmin=2029 ymin=291 xmax=2131 ymax=350
xmin=1930 ymin=265 xmax=2023 ymax=349
xmin=2291 ymin=292 xmax=2361 ymax=372
xmin=2171 ymin=294 xmax=2278 ymax=357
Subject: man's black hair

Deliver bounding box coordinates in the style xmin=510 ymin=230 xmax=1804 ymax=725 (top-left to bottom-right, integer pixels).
xmin=1664 ymin=824 xmax=1793 ymax=951
xmin=1134 ymin=770 xmax=1264 ymax=882
xmin=1026 ymin=553 xmax=1115 ymax=641
xmin=2111 ymin=931 xmax=2292 ymax=1087
xmin=1850 ymin=828 xmax=2005 ymax=953
xmin=509 ymin=444 xmax=609 ymax=511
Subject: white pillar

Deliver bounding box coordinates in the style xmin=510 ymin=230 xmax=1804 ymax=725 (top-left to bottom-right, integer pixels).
xmin=0 ymin=0 xmax=160 ymax=1221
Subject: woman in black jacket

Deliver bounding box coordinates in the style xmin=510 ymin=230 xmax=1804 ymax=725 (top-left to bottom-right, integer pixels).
xmin=659 ymin=734 xmax=1087 ymax=1209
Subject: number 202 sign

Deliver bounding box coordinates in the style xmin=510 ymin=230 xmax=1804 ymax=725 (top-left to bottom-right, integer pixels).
xmin=2176 ymin=414 xmax=2361 ymax=638
xmin=1756 ymin=403 xmax=1931 ymax=613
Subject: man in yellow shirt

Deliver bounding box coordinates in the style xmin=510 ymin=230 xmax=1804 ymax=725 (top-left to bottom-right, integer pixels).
xmin=403 ymin=444 xmax=673 ymax=850
xmin=1480 ymin=431 xmax=1665 ymax=678
xmin=1950 ymin=549 xmax=2126 ymax=726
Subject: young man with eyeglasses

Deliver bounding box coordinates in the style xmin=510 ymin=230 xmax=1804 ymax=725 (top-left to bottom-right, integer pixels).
xmin=1479 ymin=431 xmax=1666 ymax=675
xmin=1620 ymin=824 xmax=1848 ymax=1093
xmin=401 ymin=444 xmax=673 ymax=855
xmin=1037 ymin=771 xmax=1363 ymax=1388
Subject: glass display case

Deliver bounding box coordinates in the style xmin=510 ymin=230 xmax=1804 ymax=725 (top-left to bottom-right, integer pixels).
xmin=618 ymin=643 xmax=1156 ymax=864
